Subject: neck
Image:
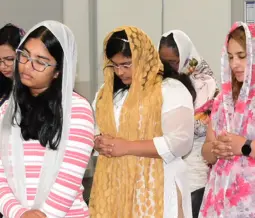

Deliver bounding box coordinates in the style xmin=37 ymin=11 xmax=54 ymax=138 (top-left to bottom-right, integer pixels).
xmin=30 ymin=87 xmax=48 ymax=97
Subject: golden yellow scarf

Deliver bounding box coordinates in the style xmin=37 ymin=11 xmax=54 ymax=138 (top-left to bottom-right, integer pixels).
xmin=90 ymin=26 xmax=164 ymax=218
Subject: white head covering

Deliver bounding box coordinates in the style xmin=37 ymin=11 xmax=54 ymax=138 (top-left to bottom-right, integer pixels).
xmin=0 ymin=20 xmax=77 ymax=208
xmin=160 ymin=30 xmax=217 ymax=110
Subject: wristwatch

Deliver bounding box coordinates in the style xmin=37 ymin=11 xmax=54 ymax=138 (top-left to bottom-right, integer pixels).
xmin=241 ymin=139 xmax=252 ymax=156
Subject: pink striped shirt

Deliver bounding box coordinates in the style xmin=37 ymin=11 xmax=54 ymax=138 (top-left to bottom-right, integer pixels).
xmin=0 ymin=93 xmax=94 ymax=218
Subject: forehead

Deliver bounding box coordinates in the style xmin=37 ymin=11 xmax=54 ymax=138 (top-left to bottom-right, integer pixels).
xmin=227 ymin=38 xmax=245 ymax=53
xmin=159 ymin=46 xmax=178 ymax=60
xmin=0 ymin=44 xmax=15 ymax=57
xmin=23 ymin=38 xmax=51 ymax=56
xmin=111 ymin=52 xmax=131 ymax=64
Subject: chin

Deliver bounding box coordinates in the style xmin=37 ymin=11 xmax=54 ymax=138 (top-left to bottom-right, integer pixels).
xmin=20 ymin=78 xmax=33 ymax=87
xmin=122 ymin=80 xmax=132 ymax=85
xmin=235 ymin=77 xmax=244 ymax=83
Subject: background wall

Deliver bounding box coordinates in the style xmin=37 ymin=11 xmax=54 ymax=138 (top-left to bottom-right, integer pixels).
xmin=163 ymin=0 xmax=232 ymax=83
xmin=1 ymin=0 xmax=246 ymax=100
xmin=96 ymin=0 xmax=163 ymax=86
xmin=0 ymin=0 xmax=63 ymax=31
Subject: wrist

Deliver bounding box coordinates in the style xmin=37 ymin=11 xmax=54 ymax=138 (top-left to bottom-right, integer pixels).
xmin=250 ymin=140 xmax=255 ymax=158
xmin=241 ymin=138 xmax=253 ymax=156
xmin=239 ymin=137 xmax=247 ymax=155
xmin=125 ymin=140 xmax=133 ymax=155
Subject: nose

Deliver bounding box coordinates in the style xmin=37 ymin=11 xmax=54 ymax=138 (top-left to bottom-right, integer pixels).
xmin=0 ymin=61 xmax=7 ymax=69
xmin=232 ymin=57 xmax=241 ymax=69
xmin=24 ymin=60 xmax=33 ymax=71
xmin=116 ymin=67 xmax=125 ymax=76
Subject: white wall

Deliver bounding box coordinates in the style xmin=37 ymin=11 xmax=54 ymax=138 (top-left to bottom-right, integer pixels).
xmin=163 ymin=0 xmax=232 ymax=82
xmin=0 ymin=0 xmax=63 ymax=31
xmin=63 ymin=0 xmax=96 ymax=101
xmin=96 ymin=0 xmax=163 ymax=86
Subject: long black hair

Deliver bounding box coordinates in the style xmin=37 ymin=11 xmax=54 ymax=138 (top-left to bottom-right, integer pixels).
xmin=105 ymin=31 xmax=131 ymax=95
xmin=159 ymin=33 xmax=197 ymax=102
xmin=106 ymin=30 xmax=196 ymax=102
xmin=12 ymin=26 xmax=64 ymax=150
xmin=0 ymin=24 xmax=23 ymax=101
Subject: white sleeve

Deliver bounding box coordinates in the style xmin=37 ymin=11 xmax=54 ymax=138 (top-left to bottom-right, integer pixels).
xmin=92 ymin=98 xmax=100 ymax=136
xmin=92 ymin=84 xmax=104 ymax=156
xmin=92 ymin=84 xmax=104 ymax=136
xmin=154 ymin=79 xmax=194 ymax=164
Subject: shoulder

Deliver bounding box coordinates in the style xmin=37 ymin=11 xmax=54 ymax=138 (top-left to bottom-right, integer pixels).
xmin=72 ymin=92 xmax=92 ymax=109
xmin=161 ymin=78 xmax=194 ymax=112
xmin=72 ymin=92 xmax=94 ymax=122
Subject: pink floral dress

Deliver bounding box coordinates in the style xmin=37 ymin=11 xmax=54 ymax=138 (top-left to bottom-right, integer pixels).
xmin=199 ymin=22 xmax=255 ymax=217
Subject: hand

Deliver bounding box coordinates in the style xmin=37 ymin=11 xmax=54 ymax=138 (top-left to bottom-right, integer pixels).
xmin=225 ymin=132 xmax=246 ymax=156
xmin=100 ymin=137 xmax=129 ymax=157
xmin=94 ymin=135 xmax=114 ymax=157
xmin=211 ymin=132 xmax=233 ymax=160
xmin=21 ymin=210 xmax=47 ymax=218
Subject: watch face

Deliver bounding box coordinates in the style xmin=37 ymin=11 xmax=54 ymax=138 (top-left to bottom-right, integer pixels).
xmin=242 ymin=144 xmax=252 ymax=156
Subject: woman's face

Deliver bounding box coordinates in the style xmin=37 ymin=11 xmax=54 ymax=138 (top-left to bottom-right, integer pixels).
xmin=18 ymin=38 xmax=59 ymax=96
xmin=110 ymin=52 xmax=133 ymax=85
xmin=0 ymin=44 xmax=15 ymax=78
xmin=159 ymin=45 xmax=180 ymax=71
xmin=227 ymin=38 xmax=247 ymax=82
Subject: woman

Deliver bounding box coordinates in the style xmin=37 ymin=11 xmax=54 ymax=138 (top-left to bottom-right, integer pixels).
xmin=0 ymin=23 xmax=24 ymax=109
xmin=0 ymin=21 xmax=94 ymax=218
xmin=159 ymin=30 xmax=218 ymax=217
xmin=90 ymin=27 xmax=194 ymax=217
xmin=199 ymin=22 xmax=255 ymax=217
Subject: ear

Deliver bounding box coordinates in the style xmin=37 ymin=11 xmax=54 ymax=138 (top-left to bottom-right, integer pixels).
xmin=53 ymin=71 xmax=59 ymax=79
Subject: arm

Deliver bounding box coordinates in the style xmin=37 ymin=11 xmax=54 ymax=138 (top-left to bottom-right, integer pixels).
xmin=0 ymin=160 xmax=28 ymax=217
xmin=101 ymin=107 xmax=194 ymax=161
xmin=0 ymin=100 xmax=29 ymax=217
xmin=128 ymin=107 xmax=194 ymax=163
xmin=40 ymin=99 xmax=94 ymax=217
xmin=201 ymin=120 xmax=217 ymax=164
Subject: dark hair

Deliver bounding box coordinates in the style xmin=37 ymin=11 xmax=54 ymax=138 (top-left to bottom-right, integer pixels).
xmin=106 ymin=30 xmax=196 ymax=102
xmin=0 ymin=24 xmax=23 ymax=102
xmin=105 ymin=30 xmax=131 ymax=95
xmin=159 ymin=33 xmax=179 ymax=57
xmin=12 ymin=26 xmax=64 ymax=150
xmin=160 ymin=33 xmax=196 ymax=102
xmin=162 ymin=62 xmax=196 ymax=102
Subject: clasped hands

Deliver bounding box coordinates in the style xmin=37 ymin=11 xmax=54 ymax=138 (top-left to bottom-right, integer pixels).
xmin=21 ymin=210 xmax=46 ymax=218
xmin=94 ymin=134 xmax=129 ymax=158
xmin=211 ymin=131 xmax=246 ymax=160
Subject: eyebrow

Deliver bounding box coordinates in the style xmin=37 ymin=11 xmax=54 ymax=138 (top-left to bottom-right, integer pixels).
xmin=23 ymin=47 xmax=51 ymax=61
xmin=111 ymin=60 xmax=132 ymax=65
xmin=227 ymin=51 xmax=245 ymax=55
xmin=2 ymin=56 xmax=14 ymax=59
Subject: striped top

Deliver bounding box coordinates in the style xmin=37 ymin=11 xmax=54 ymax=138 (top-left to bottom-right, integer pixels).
xmin=0 ymin=92 xmax=94 ymax=218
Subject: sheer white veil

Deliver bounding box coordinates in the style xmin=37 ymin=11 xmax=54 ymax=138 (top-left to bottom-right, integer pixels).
xmin=0 ymin=20 xmax=77 ymax=208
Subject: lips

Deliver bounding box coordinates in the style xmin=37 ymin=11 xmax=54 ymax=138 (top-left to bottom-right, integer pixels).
xmin=1 ymin=71 xmax=12 ymax=77
xmin=234 ymin=71 xmax=244 ymax=75
xmin=21 ymin=73 xmax=33 ymax=79
xmin=120 ymin=77 xmax=129 ymax=81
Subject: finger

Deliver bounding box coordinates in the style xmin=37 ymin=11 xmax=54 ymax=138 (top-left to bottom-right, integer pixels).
xmin=216 ymin=143 xmax=231 ymax=151
xmin=31 ymin=211 xmax=46 ymax=218
xmin=217 ymin=135 xmax=231 ymax=143
xmin=94 ymin=143 xmax=108 ymax=152
xmin=101 ymin=147 xmax=113 ymax=154
xmin=99 ymin=150 xmax=112 ymax=158
xmin=213 ymin=149 xmax=233 ymax=157
xmin=33 ymin=210 xmax=47 ymax=217
xmin=101 ymin=138 xmax=114 ymax=147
